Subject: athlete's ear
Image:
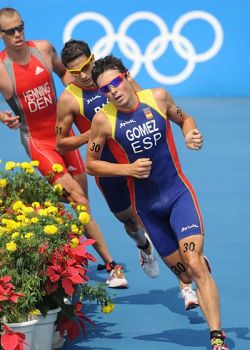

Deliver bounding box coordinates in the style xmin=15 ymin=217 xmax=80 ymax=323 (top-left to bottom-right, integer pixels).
xmin=92 ymin=54 xmax=95 ymax=62
xmin=126 ymin=70 xmax=132 ymax=81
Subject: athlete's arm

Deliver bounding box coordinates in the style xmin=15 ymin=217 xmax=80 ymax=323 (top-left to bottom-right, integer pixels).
xmin=56 ymin=91 xmax=90 ymax=154
xmin=86 ymin=112 xmax=152 ymax=178
xmin=50 ymin=44 xmax=73 ymax=86
xmin=0 ymin=63 xmax=20 ymax=129
xmin=153 ymin=88 xmax=203 ymax=150
xmin=36 ymin=40 xmax=73 ymax=86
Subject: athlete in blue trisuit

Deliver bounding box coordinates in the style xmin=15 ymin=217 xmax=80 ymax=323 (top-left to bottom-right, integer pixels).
xmin=55 ymin=39 xmax=205 ymax=309
xmin=86 ymin=55 xmax=229 ymax=350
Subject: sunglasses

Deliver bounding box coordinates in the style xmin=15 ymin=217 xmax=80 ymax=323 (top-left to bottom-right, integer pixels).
xmin=99 ymin=73 xmax=126 ymax=94
xmin=0 ymin=21 xmax=24 ymax=36
xmin=67 ymin=54 xmax=93 ymax=76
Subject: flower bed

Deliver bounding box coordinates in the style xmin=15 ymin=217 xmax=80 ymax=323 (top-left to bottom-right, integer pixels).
xmin=0 ymin=160 xmax=114 ymax=349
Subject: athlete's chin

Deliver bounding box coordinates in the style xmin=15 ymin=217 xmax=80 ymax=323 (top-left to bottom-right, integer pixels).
xmin=14 ymin=40 xmax=25 ymax=48
xmin=114 ymin=95 xmax=126 ymax=106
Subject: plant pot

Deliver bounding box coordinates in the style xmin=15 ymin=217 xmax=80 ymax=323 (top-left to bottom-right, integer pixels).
xmin=33 ymin=307 xmax=61 ymax=350
xmin=6 ymin=318 xmax=38 ymax=350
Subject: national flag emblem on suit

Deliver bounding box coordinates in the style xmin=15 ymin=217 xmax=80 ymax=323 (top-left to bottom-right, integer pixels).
xmin=143 ymin=107 xmax=153 ymax=120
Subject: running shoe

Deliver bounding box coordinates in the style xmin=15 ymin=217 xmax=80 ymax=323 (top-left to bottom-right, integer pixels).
xmin=106 ymin=265 xmax=128 ymax=288
xmin=211 ymin=331 xmax=229 ymax=350
xmin=139 ymin=233 xmax=160 ymax=278
xmin=181 ymin=286 xmax=199 ymax=310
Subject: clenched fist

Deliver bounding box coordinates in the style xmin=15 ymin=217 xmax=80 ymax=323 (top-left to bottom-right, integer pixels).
xmin=129 ymin=158 xmax=152 ymax=179
xmin=185 ymin=128 xmax=203 ymax=150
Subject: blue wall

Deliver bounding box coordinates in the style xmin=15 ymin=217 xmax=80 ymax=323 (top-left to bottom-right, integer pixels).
xmin=1 ymin=0 xmax=249 ymax=96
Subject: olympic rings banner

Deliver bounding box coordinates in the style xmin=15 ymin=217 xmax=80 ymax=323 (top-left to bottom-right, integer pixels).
xmin=1 ymin=0 xmax=250 ymax=96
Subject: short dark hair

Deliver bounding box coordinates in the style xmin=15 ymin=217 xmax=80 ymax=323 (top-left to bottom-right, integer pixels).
xmin=0 ymin=8 xmax=21 ymax=29
xmin=61 ymin=39 xmax=91 ymax=67
xmin=91 ymin=55 xmax=127 ymax=86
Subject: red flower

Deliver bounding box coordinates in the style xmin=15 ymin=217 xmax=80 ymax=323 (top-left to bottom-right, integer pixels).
xmin=45 ymin=239 xmax=96 ymax=297
xmin=0 ymin=276 xmax=24 ymax=304
xmin=57 ymin=302 xmax=95 ymax=340
xmin=38 ymin=241 xmax=49 ymax=254
xmin=1 ymin=325 xmax=28 ymax=350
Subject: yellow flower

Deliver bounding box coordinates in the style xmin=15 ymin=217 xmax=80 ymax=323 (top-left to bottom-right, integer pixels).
xmin=29 ymin=309 xmax=41 ymax=316
xmin=79 ymin=211 xmax=90 ymax=225
xmin=71 ymin=237 xmax=79 ymax=248
xmin=0 ymin=159 xmax=2 ymax=164
xmin=15 ymin=162 xmax=21 ymax=167
xmin=25 ymin=167 xmax=35 ymax=174
xmin=0 ymin=227 xmax=6 ymax=236
xmin=71 ymin=224 xmax=79 ymax=234
xmin=5 ymin=161 xmax=16 ymax=171
xmin=0 ymin=199 xmax=3 ymax=206
xmin=2 ymin=218 xmax=21 ymax=230
xmin=55 ymin=217 xmax=63 ymax=224
xmin=0 ymin=178 xmax=7 ymax=188
xmin=101 ymin=303 xmax=115 ymax=314
xmin=38 ymin=208 xmax=48 ymax=216
xmin=11 ymin=232 xmax=20 ymax=239
xmin=44 ymin=201 xmax=52 ymax=207
xmin=52 ymin=163 xmax=64 ymax=173
xmin=53 ymin=183 xmax=63 ymax=195
xmin=31 ymin=217 xmax=39 ymax=224
xmin=25 ymin=232 xmax=34 ymax=239
xmin=30 ymin=160 xmax=39 ymax=167
xmin=16 ymin=215 xmax=26 ymax=222
xmin=44 ymin=225 xmax=58 ymax=235
xmin=76 ymin=204 xmax=87 ymax=212
xmin=21 ymin=206 xmax=34 ymax=214
xmin=6 ymin=241 xmax=17 ymax=252
xmin=13 ymin=201 xmax=24 ymax=211
xmin=32 ymin=202 xmax=40 ymax=208
xmin=47 ymin=206 xmax=58 ymax=215
xmin=20 ymin=162 xmax=30 ymax=169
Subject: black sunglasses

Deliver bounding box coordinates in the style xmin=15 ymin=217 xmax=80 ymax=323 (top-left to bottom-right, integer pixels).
xmin=0 ymin=21 xmax=24 ymax=36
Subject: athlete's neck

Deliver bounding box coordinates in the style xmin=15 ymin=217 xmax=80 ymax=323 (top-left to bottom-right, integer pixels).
xmin=5 ymin=44 xmax=31 ymax=65
xmin=73 ymin=78 xmax=97 ymax=91
xmin=117 ymin=92 xmax=139 ymax=113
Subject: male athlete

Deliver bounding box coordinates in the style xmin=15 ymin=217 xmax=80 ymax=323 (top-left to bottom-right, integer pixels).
xmin=0 ymin=8 xmax=126 ymax=288
xmin=86 ymin=55 xmax=229 ymax=350
xmin=56 ymin=39 xmax=201 ymax=310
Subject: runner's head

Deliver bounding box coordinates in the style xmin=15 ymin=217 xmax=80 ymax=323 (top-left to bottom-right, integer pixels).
xmin=0 ymin=8 xmax=25 ymax=48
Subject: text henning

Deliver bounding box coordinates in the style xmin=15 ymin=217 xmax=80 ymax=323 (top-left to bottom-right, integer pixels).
xmin=23 ymin=82 xmax=54 ymax=112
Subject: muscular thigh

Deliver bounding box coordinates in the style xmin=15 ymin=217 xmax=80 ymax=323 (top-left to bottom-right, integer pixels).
xmin=29 ymin=139 xmax=68 ymax=181
xmin=95 ymin=176 xmax=130 ymax=213
xmin=179 ymin=234 xmax=204 ymax=263
xmin=170 ymin=189 xmax=204 ymax=241
xmin=62 ymin=148 xmax=86 ymax=177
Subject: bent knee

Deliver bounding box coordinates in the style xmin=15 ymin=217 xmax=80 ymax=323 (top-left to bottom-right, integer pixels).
xmin=185 ymin=255 xmax=207 ymax=278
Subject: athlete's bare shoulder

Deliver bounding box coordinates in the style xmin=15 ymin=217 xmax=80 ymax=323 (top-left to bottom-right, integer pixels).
xmin=151 ymin=87 xmax=174 ymax=103
xmin=151 ymin=87 xmax=176 ymax=115
xmin=93 ymin=109 xmax=111 ymax=135
xmin=33 ymin=40 xmax=52 ymax=54
xmin=57 ymin=88 xmax=79 ymax=115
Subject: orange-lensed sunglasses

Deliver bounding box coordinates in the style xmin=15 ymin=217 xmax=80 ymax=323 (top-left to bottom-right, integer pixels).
xmin=67 ymin=54 xmax=93 ymax=76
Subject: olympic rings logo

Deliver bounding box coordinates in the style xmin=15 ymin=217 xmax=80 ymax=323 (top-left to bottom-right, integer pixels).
xmin=63 ymin=11 xmax=224 ymax=85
